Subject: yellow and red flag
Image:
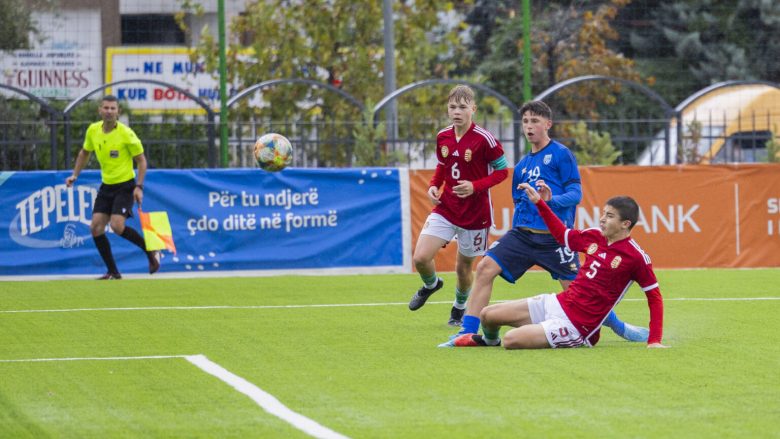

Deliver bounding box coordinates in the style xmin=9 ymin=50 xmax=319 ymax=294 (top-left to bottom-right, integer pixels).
xmin=138 ymin=209 xmax=176 ymax=254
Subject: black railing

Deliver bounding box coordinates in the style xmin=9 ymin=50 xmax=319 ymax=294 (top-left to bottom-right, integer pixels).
xmin=1 ymin=78 xmax=777 ymax=170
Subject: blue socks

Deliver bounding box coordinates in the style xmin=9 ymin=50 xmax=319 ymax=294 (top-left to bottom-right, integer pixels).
xmin=603 ymin=310 xmax=625 ymax=336
xmin=603 ymin=311 xmax=649 ymax=342
xmin=462 ymin=315 xmax=480 ymax=334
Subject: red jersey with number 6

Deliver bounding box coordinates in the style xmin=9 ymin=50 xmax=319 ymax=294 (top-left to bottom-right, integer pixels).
xmin=430 ymin=123 xmax=505 ymax=230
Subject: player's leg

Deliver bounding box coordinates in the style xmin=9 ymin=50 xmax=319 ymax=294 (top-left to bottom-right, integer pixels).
xmin=451 ymin=298 xmax=533 ymax=347
xmin=448 ymin=227 xmax=486 ymax=326
xmin=91 ymin=186 xmax=121 ymax=279
xmin=458 ymin=229 xmax=535 ymax=335
xmin=90 ymin=211 xmax=120 ymax=278
xmin=501 ymin=325 xmax=550 ymax=349
xmin=601 ymin=310 xmax=649 ymax=342
xmin=502 ymin=294 xmax=584 ymax=349
xmin=110 ymin=182 xmax=161 ymax=274
xmin=450 ymin=252 xmax=476 ymax=326
xmin=459 ymin=256 xmax=502 ymax=333
xmin=409 ymin=214 xmax=452 ymax=310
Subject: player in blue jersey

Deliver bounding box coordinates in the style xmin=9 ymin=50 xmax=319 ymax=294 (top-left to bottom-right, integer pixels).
xmin=439 ymin=100 xmax=647 ymax=346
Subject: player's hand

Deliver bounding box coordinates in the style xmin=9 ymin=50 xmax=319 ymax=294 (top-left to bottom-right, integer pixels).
xmin=452 ymin=180 xmax=474 ymax=198
xmin=517 ymin=183 xmax=541 ymax=204
xmin=647 ymin=343 xmax=671 ymax=349
xmin=535 ymin=179 xmax=552 ymax=201
xmin=427 ymin=186 xmax=441 ymax=205
xmin=65 ymin=175 xmax=77 ymax=187
xmin=134 ymin=187 xmax=144 ymax=207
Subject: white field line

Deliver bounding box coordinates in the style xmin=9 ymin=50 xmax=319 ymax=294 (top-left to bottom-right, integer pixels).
xmin=0 ymin=297 xmax=778 ymax=314
xmin=0 ymin=354 xmax=350 ymax=439
xmin=186 ymin=355 xmax=349 ymax=439
xmin=0 ymin=355 xmax=190 ymax=363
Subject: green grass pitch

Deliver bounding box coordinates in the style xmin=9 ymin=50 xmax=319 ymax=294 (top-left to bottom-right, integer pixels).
xmin=1 ymin=268 xmax=778 ymax=438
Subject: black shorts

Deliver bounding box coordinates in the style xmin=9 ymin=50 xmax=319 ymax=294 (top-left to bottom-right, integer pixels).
xmin=486 ymin=227 xmax=580 ymax=283
xmin=93 ymin=180 xmax=136 ymax=217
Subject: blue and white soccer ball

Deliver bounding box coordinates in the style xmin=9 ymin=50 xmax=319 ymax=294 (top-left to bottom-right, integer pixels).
xmin=254 ymin=133 xmax=293 ymax=172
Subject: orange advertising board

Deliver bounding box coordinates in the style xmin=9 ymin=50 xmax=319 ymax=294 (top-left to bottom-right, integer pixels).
xmin=410 ymin=164 xmax=780 ymax=270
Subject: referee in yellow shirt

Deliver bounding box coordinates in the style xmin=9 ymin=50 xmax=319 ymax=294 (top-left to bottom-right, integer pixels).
xmin=65 ymin=95 xmax=160 ymax=279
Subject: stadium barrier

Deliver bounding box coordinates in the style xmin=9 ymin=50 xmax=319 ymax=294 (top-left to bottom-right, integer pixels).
xmin=1 ymin=168 xmax=407 ymax=277
xmin=3 ymin=164 xmax=779 ymax=277
xmin=410 ymin=164 xmax=780 ymax=270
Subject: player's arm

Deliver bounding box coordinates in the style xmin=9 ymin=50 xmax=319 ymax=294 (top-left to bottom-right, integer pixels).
xmin=427 ymin=162 xmax=446 ymax=204
xmin=133 ymin=153 xmax=147 ymax=206
xmin=471 ymin=155 xmax=509 ymax=192
xmin=546 ymin=180 xmax=582 ymax=209
xmin=517 ymin=183 xmax=567 ymax=242
xmin=66 ymin=149 xmax=91 ymax=187
xmin=546 ymin=149 xmax=582 ymax=209
xmin=644 ymin=286 xmax=668 ymax=348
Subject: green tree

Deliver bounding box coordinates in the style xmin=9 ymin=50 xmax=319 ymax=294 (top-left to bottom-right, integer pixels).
xmin=570 ymin=121 xmax=621 ymax=165
xmin=352 ymin=101 xmax=405 ymax=167
xmin=765 ymin=128 xmax=780 ymax=163
xmin=679 ymin=120 xmax=703 ymax=164
xmin=622 ymin=0 xmax=780 ymax=96
xmin=180 ymin=0 xmax=467 ymax=166
xmin=469 ymin=0 xmax=646 ymax=112
xmin=0 ymin=0 xmax=53 ymax=51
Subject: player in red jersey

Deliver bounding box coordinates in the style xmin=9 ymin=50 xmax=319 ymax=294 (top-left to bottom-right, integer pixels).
xmin=453 ymin=181 xmax=668 ymax=349
xmin=408 ymin=85 xmax=509 ymax=325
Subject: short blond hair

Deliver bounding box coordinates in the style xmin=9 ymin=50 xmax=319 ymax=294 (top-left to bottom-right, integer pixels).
xmin=448 ymin=85 xmax=475 ymax=104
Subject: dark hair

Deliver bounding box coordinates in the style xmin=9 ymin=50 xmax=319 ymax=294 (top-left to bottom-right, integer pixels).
xmin=606 ymin=196 xmax=639 ymax=230
xmin=102 ymin=95 xmax=118 ymax=103
xmin=520 ymin=100 xmax=552 ymax=120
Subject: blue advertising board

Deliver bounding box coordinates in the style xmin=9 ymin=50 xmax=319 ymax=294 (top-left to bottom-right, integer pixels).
xmin=0 ymin=168 xmax=405 ymax=276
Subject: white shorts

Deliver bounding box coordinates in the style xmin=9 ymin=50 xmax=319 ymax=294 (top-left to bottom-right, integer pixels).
xmin=526 ymin=294 xmax=585 ymax=348
xmin=420 ymin=213 xmax=488 ymax=258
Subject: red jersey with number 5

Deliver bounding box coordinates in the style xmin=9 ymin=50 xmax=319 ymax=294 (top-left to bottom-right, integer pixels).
xmin=430 ymin=123 xmax=505 ymax=230
xmin=557 ymin=227 xmax=662 ymax=346
xmin=534 ymin=200 xmax=664 ymax=346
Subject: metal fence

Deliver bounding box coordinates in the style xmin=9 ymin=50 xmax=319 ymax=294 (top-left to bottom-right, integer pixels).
xmin=1 ymin=78 xmax=777 ymax=171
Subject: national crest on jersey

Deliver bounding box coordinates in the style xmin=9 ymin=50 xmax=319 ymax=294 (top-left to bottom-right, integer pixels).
xmin=431 ymin=123 xmax=505 ymax=230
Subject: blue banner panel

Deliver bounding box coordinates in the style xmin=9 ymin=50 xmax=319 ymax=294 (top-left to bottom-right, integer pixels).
xmin=0 ymin=168 xmax=403 ymax=276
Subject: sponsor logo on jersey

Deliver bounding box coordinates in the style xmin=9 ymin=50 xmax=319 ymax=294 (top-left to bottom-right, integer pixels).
xmin=611 ymin=256 xmax=622 ymax=269
xmin=543 ymin=154 xmax=552 ymax=165
xmin=452 ymin=150 xmax=460 ymax=157
xmin=465 ymin=148 xmax=472 ymax=162
xmin=441 ymin=145 xmax=448 ymax=158
xmin=110 ymin=150 xmax=119 ymax=158
xmin=570 ymin=263 xmax=578 ymax=271
xmin=598 ymin=252 xmax=607 ymax=259
xmin=587 ymin=243 xmax=598 ymax=255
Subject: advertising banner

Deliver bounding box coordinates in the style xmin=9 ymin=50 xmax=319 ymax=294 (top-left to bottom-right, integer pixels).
xmin=105 ymin=47 xmax=224 ymax=113
xmin=0 ymin=11 xmax=102 ymax=99
xmin=410 ymin=164 xmax=780 ymax=270
xmin=0 ymin=168 xmax=404 ymax=276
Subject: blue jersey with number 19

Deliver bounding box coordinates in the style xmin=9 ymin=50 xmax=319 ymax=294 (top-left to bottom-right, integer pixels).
xmin=512 ymin=140 xmax=581 ymax=231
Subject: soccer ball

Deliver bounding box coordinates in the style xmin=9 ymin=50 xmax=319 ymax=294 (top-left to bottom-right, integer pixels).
xmin=254 ymin=133 xmax=293 ymax=172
